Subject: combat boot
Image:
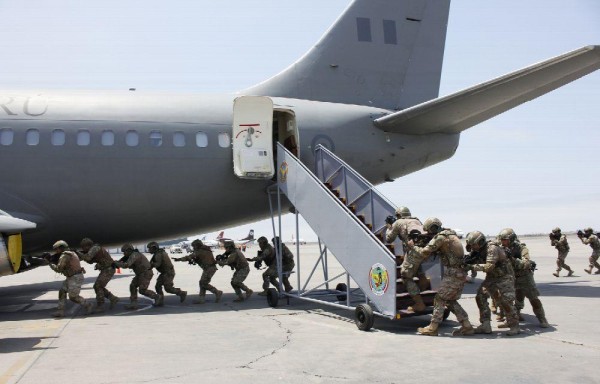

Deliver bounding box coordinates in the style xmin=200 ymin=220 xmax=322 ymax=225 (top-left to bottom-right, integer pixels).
xmin=407 ymin=295 xmax=426 ymax=313
xmin=539 ymin=318 xmax=550 ymax=328
xmin=506 ymin=324 xmax=521 ymax=336
xmin=567 ymin=270 xmax=574 ymax=277
xmin=245 ymin=289 xmax=253 ymax=299
xmin=474 ymin=321 xmax=492 ymax=334
xmin=154 ymin=294 xmax=164 ymax=307
xmin=584 ymin=268 xmax=592 ymax=274
xmin=452 ymin=320 xmax=475 ymax=336
xmin=257 ymin=290 xmax=269 ymax=296
xmin=194 ymin=294 xmax=206 ymax=304
xmin=215 ymin=290 xmax=223 ymax=303
xmin=518 ymin=312 xmax=525 ymax=322
xmin=93 ymin=304 xmax=106 ymax=314
xmin=179 ymin=291 xmax=187 ymax=303
xmin=83 ymin=302 xmax=94 ymax=315
xmin=125 ymin=300 xmax=139 ymax=310
xmin=109 ymin=296 xmax=119 ymax=309
xmin=52 ymin=310 xmax=65 ymax=318
xmin=233 ymin=294 xmax=245 ymax=302
xmin=417 ymin=322 xmax=439 ymax=336
xmin=552 ymin=272 xmax=559 ymax=277
xmin=595 ymin=270 xmax=600 ymax=274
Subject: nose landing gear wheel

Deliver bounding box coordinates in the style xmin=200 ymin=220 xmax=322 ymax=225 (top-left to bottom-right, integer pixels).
xmin=355 ymin=303 xmax=374 ymax=331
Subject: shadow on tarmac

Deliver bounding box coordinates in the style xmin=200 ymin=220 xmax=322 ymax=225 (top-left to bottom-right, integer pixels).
xmin=0 ymin=337 xmax=57 ymax=354
xmin=462 ymin=277 xmax=599 ymax=298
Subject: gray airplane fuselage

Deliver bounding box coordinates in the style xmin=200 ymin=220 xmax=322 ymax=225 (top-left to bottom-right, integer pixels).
xmin=0 ymin=91 xmax=459 ymax=252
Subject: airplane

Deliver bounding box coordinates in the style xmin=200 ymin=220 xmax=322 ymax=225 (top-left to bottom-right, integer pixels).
xmin=0 ymin=0 xmax=599 ymax=277
xmin=196 ymin=232 xmax=225 ymax=249
xmin=290 ymin=235 xmax=307 ymax=245
xmin=219 ymin=230 xmax=255 ymax=248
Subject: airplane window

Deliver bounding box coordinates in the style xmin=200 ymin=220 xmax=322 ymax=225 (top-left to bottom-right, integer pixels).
xmin=51 ymin=129 xmax=66 ymax=146
xmin=102 ymin=130 xmax=115 ymax=146
xmin=149 ymin=130 xmax=162 ymax=147
xmin=0 ymin=128 xmax=13 ymax=146
xmin=196 ymin=132 xmax=208 ymax=147
xmin=218 ymin=132 xmax=230 ymax=148
xmin=173 ymin=131 xmax=185 ymax=147
xmin=126 ymin=130 xmax=139 ymax=147
xmin=26 ymin=129 xmax=40 ymax=146
xmin=77 ymin=130 xmax=91 ymax=146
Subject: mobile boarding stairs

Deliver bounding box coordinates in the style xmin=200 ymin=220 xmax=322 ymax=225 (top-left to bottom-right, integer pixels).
xmin=267 ymin=143 xmax=443 ymax=331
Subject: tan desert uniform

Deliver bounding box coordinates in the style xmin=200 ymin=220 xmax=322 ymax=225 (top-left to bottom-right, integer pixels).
xmin=505 ymin=241 xmax=547 ymax=325
xmin=115 ymin=250 xmax=158 ymax=305
xmin=50 ymin=251 xmax=91 ymax=314
xmin=218 ymin=248 xmax=252 ymax=299
xmin=179 ymin=245 xmax=221 ymax=298
xmin=473 ymin=242 xmax=519 ymax=330
xmin=413 ymin=230 xmax=471 ymax=327
xmin=78 ymin=245 xmax=118 ymax=307
xmin=581 ymin=234 xmax=600 ymax=273
xmin=386 ymin=217 xmax=427 ymax=297
xmin=150 ymin=248 xmax=185 ymax=299
xmin=552 ymin=234 xmax=572 ymax=275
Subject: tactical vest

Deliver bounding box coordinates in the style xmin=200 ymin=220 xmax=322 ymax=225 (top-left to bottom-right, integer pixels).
xmin=64 ymin=251 xmax=83 ymax=277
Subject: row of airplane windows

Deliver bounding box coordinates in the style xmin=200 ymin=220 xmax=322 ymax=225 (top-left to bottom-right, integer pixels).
xmin=0 ymin=128 xmax=231 ymax=148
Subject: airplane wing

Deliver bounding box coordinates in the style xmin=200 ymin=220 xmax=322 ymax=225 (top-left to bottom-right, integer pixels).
xmin=0 ymin=210 xmax=37 ymax=233
xmin=0 ymin=210 xmax=37 ymax=276
xmin=374 ymin=45 xmax=600 ymax=135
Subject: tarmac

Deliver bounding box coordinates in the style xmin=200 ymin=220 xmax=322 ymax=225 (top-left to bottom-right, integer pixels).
xmin=0 ymin=235 xmax=599 ymax=384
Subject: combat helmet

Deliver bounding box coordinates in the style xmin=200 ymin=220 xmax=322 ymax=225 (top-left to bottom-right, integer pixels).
xmin=224 ymin=240 xmax=235 ymax=249
xmin=422 ymin=217 xmax=442 ymax=234
xmin=191 ymin=239 xmax=203 ymax=248
xmin=257 ymin=236 xmax=268 ymax=244
xmin=80 ymin=238 xmax=94 ymax=247
xmin=551 ymin=227 xmax=561 ymax=234
xmin=584 ymin=227 xmax=594 ymax=235
xmin=121 ymin=243 xmax=134 ymax=252
xmin=498 ymin=228 xmax=516 ymax=243
xmin=466 ymin=231 xmax=486 ymax=248
xmin=53 ymin=240 xmax=68 ymax=249
xmin=146 ymin=241 xmax=159 ymax=252
xmin=395 ymin=206 xmax=411 ymax=218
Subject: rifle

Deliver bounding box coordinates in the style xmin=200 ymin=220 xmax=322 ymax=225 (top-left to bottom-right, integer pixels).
xmin=463 ymin=251 xmax=485 ymax=267
xmin=385 ymin=215 xmax=396 ymax=226
xmin=173 ymin=256 xmax=197 ymax=266
xmin=408 ymin=229 xmax=434 ymax=247
xmin=245 ymin=250 xmax=264 ymax=270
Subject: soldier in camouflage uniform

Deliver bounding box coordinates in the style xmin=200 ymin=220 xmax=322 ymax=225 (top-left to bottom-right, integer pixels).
xmin=217 ymin=241 xmax=253 ymax=302
xmin=115 ymin=243 xmax=159 ymax=309
xmin=550 ymin=227 xmax=573 ymax=277
xmin=173 ymin=239 xmax=222 ymax=304
xmin=147 ymin=241 xmax=187 ymax=306
xmin=498 ymin=228 xmax=549 ymax=328
xmin=49 ymin=241 xmax=93 ymax=317
xmin=466 ymin=231 xmax=520 ymax=336
xmin=579 ymin=227 xmax=600 ymax=274
xmin=407 ymin=218 xmax=474 ymax=337
xmin=77 ymin=238 xmax=119 ymax=312
xmin=248 ymin=237 xmax=278 ymax=296
xmin=272 ymin=237 xmax=295 ymax=292
xmin=385 ymin=206 xmax=427 ymax=312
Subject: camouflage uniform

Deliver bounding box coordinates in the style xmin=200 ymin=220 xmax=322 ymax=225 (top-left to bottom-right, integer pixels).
xmin=254 ymin=243 xmax=278 ymax=291
xmin=50 ymin=251 xmax=92 ymax=315
xmin=78 ymin=245 xmax=118 ymax=308
xmin=280 ymin=243 xmax=295 ymax=292
xmin=385 ymin=217 xmax=427 ymax=297
xmin=473 ymin=241 xmax=519 ymax=331
xmin=115 ymin=251 xmax=158 ymax=305
xmin=150 ymin=248 xmax=186 ymax=303
xmin=218 ymin=248 xmax=252 ymax=300
xmin=413 ymin=230 xmax=472 ymax=333
xmin=581 ymin=234 xmax=600 ymax=273
xmin=178 ymin=245 xmax=221 ymax=300
xmin=505 ymin=241 xmax=548 ymax=326
xmin=552 ymin=234 xmax=572 ymax=275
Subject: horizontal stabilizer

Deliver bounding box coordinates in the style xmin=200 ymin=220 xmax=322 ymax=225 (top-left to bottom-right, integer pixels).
xmin=374 ymin=45 xmax=600 ymax=135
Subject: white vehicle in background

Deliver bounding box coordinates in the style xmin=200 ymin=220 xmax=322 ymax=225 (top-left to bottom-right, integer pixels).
xmin=291 ymin=235 xmax=306 ymax=245
xmin=454 ymin=229 xmax=465 ymax=239
xmin=169 ymin=245 xmax=183 ymax=254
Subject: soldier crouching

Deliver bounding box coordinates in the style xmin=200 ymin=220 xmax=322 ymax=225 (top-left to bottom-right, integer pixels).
xmin=173 ymin=239 xmax=222 ymax=304
xmin=217 ymin=241 xmax=253 ymax=302
xmin=115 ymin=244 xmax=159 ymax=309
xmin=147 ymin=241 xmax=187 ymax=306
xmin=77 ymin=238 xmax=119 ymax=313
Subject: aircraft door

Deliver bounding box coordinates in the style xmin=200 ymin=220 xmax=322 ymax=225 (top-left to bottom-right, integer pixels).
xmin=232 ymin=96 xmax=274 ymax=179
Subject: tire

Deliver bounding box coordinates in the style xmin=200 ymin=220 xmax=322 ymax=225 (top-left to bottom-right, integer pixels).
xmin=355 ymin=303 xmax=374 ymax=331
xmin=335 ymin=283 xmax=348 ymax=302
xmin=443 ymin=308 xmax=451 ymax=321
xmin=266 ymin=288 xmax=279 ymax=308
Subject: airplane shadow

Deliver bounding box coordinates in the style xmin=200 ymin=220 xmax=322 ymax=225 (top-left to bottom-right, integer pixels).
xmin=0 ymin=337 xmax=57 ymax=354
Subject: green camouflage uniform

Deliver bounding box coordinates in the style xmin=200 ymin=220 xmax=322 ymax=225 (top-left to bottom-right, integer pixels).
xmin=179 ymin=245 xmax=220 ymax=295
xmin=413 ymin=230 xmax=469 ymax=324
xmin=473 ymin=241 xmax=519 ymax=327
xmin=50 ymin=251 xmax=89 ymax=311
xmin=255 ymin=244 xmax=278 ymax=290
xmin=115 ymin=251 xmax=158 ymax=302
xmin=280 ymin=243 xmax=295 ymax=292
xmin=581 ymin=234 xmax=600 ymax=272
xmin=218 ymin=249 xmax=251 ymax=295
xmin=385 ymin=217 xmax=426 ymax=296
xmin=78 ymin=245 xmax=117 ymax=306
xmin=150 ymin=248 xmax=184 ymax=296
xmin=505 ymin=241 xmax=547 ymax=322
xmin=552 ymin=234 xmax=572 ymax=273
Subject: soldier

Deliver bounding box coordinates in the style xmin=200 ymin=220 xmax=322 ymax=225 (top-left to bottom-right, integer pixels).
xmin=77 ymin=238 xmax=119 ymax=312
xmin=248 ymin=236 xmax=278 ymax=296
xmin=384 ymin=206 xmax=428 ymax=312
xmin=173 ymin=239 xmax=222 ymax=304
xmin=147 ymin=241 xmax=187 ymax=306
xmin=405 ymin=218 xmax=474 ymax=337
xmin=498 ymin=228 xmax=549 ymax=328
xmin=550 ymin=227 xmax=573 ymax=277
xmin=578 ymin=227 xmax=600 ymax=274
xmin=466 ymin=231 xmax=520 ymax=336
xmin=217 ymin=240 xmax=253 ymax=302
xmin=114 ymin=243 xmax=160 ymax=309
xmin=272 ymin=237 xmax=295 ymax=293
xmin=48 ymin=240 xmax=93 ymax=317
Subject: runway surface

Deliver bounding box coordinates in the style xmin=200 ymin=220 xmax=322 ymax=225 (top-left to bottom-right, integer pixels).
xmin=1 ymin=235 xmax=598 ymax=383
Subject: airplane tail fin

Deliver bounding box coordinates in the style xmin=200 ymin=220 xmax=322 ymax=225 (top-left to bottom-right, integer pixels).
xmin=241 ymin=230 xmax=254 ymax=241
xmin=244 ymin=0 xmax=450 ymax=110
xmin=216 ymin=231 xmax=224 ymax=240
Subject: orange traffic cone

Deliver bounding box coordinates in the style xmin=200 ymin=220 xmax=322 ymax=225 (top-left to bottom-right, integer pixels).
xmin=117 ymin=268 xmax=121 ymax=274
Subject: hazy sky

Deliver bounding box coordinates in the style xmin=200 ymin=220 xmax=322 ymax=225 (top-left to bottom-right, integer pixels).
xmin=1 ymin=0 xmax=599 ymax=241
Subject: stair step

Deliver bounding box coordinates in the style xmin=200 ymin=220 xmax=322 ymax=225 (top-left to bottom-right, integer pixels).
xmin=396 ymin=290 xmax=436 ymax=298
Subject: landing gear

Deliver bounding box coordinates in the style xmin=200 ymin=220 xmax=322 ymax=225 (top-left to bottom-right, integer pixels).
xmin=355 ymin=303 xmax=374 ymax=331
xmin=266 ymin=288 xmax=279 ymax=308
